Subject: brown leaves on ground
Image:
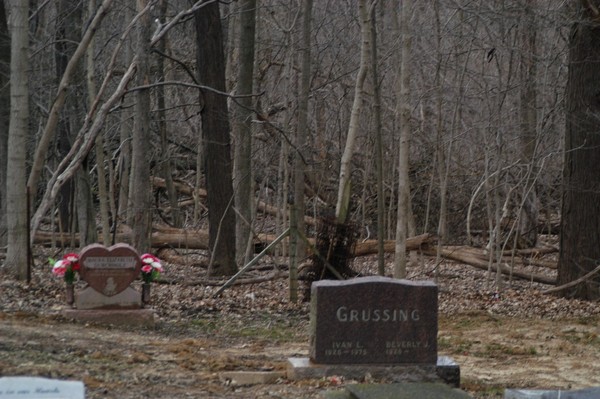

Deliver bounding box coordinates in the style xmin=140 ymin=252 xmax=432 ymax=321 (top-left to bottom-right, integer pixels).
xmin=1 ymin=242 xmax=600 ymax=398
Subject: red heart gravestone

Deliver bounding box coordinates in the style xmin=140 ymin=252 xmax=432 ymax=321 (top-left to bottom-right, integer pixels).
xmin=79 ymin=243 xmax=141 ymax=297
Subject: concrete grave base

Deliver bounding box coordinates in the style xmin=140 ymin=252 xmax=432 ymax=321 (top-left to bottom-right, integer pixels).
xmin=62 ymin=308 xmax=156 ymax=328
xmin=287 ymin=356 xmax=460 ymax=388
xmin=323 ymin=382 xmax=472 ymax=399
xmin=76 ymin=286 xmax=142 ymax=310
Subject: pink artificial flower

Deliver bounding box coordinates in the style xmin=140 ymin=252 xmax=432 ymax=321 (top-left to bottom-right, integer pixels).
xmin=141 ymin=253 xmax=163 ymax=272
xmin=63 ymin=253 xmax=80 ymax=271
xmin=64 ymin=253 xmax=79 ymax=262
xmin=141 ymin=265 xmax=153 ymax=274
xmin=52 ymin=260 xmax=67 ymax=276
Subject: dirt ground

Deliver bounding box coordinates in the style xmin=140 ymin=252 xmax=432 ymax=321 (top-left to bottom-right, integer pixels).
xmin=2 ymin=247 xmax=600 ymax=398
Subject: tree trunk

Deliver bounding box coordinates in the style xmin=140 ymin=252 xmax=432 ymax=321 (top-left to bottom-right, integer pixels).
xmin=393 ymin=0 xmax=412 ymax=279
xmin=233 ymin=0 xmax=257 ymax=265
xmin=87 ymin=0 xmax=111 ymax=245
xmin=334 ymin=0 xmax=371 ymax=225
xmin=0 ymin=0 xmax=10 ymax=247
xmin=54 ymin=0 xmax=78 ymax=235
xmin=293 ymin=0 xmax=313 ymax=273
xmin=370 ymin=2 xmax=385 ymax=276
xmin=5 ymin=0 xmax=29 ymax=280
xmin=156 ymin=0 xmax=181 ymax=229
xmin=558 ymin=1 xmax=600 ymax=299
xmin=195 ymin=1 xmax=237 ymax=276
xmin=129 ymin=0 xmax=153 ymax=254
xmin=117 ymin=4 xmax=133 ymax=223
xmin=518 ymin=3 xmax=539 ymax=249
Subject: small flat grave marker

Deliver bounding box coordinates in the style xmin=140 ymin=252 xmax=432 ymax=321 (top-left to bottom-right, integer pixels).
xmin=309 ymin=276 xmax=438 ymax=364
xmin=0 ymin=377 xmax=84 ymax=399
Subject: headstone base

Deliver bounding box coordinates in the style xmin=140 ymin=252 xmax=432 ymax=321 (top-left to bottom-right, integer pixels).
xmin=287 ymin=356 xmax=460 ymax=388
xmin=62 ymin=308 xmax=156 ymax=328
xmin=324 ymin=382 xmax=472 ymax=399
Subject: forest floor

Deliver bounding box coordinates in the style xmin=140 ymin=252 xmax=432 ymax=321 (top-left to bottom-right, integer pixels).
xmin=2 ymin=238 xmax=600 ymax=398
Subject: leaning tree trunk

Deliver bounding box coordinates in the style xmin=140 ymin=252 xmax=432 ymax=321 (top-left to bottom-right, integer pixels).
xmin=558 ymin=1 xmax=600 ymax=300
xmin=334 ymin=0 xmax=371 ymax=225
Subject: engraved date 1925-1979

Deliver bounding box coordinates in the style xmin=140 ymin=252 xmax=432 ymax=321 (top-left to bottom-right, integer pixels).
xmin=325 ymin=341 xmax=367 ymax=357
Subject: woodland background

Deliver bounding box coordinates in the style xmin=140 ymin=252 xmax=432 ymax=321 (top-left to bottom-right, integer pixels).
xmin=0 ymin=0 xmax=597 ymax=299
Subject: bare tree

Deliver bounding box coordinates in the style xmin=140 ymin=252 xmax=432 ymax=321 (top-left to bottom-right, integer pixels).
xmin=334 ymin=0 xmax=372 ymax=225
xmin=0 ymin=0 xmax=9 ymax=247
xmin=26 ymin=0 xmax=114 ymax=205
xmin=233 ymin=0 xmax=257 ymax=265
xmin=558 ymin=0 xmax=600 ymax=299
xmin=5 ymin=0 xmax=29 ymax=279
xmin=87 ymin=0 xmax=111 ymax=245
xmin=195 ymin=1 xmax=237 ymax=276
xmin=128 ymin=0 xmax=153 ymax=254
xmin=393 ymin=0 xmax=413 ymax=279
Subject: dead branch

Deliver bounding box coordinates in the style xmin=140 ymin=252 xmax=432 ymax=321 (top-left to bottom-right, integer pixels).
xmin=541 ymin=264 xmax=600 ymax=295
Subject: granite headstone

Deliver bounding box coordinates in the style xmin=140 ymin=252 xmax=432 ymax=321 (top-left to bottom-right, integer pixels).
xmin=76 ymin=243 xmax=142 ymax=310
xmin=309 ymin=276 xmax=438 ymax=364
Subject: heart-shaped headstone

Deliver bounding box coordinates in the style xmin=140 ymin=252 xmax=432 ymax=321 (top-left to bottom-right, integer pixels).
xmin=79 ymin=243 xmax=141 ymax=297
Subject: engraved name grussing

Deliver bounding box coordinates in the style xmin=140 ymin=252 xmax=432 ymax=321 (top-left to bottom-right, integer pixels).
xmin=335 ymin=306 xmax=420 ymax=322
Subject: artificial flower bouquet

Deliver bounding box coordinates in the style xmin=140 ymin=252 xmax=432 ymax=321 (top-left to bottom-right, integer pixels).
xmin=140 ymin=253 xmax=164 ymax=283
xmin=50 ymin=253 xmax=80 ymax=284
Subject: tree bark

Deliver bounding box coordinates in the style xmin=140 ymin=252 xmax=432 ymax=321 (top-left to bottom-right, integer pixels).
xmin=129 ymin=0 xmax=153 ymax=254
xmin=156 ymin=0 xmax=181 ymax=229
xmin=0 ymin=0 xmax=10 ymax=246
xmin=195 ymin=1 xmax=237 ymax=276
xmin=233 ymin=0 xmax=257 ymax=265
xmin=394 ymin=0 xmax=412 ymax=279
xmin=87 ymin=0 xmax=111 ymax=245
xmin=370 ymin=2 xmax=385 ymax=276
xmin=291 ymin=0 xmax=313 ymax=298
xmin=334 ymin=0 xmax=371 ymax=224
xmin=558 ymin=1 xmax=600 ymax=299
xmin=518 ymin=3 xmax=539 ymax=248
xmin=5 ymin=0 xmax=29 ymax=280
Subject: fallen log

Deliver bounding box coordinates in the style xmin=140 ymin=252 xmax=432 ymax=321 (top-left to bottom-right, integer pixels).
xmin=34 ymin=228 xmax=433 ymax=258
xmin=34 ymin=229 xmax=210 ymax=250
xmin=351 ymin=233 xmax=434 ymax=257
xmin=421 ymin=246 xmax=556 ymax=285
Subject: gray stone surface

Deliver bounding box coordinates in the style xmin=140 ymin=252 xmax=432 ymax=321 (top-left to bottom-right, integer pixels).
xmin=323 ymin=383 xmax=471 ymax=399
xmin=62 ymin=308 xmax=156 ymax=327
xmin=288 ymin=356 xmax=459 ymax=387
xmin=75 ymin=286 xmax=141 ymax=310
xmin=505 ymin=387 xmax=600 ymax=399
xmin=310 ymin=277 xmax=438 ymax=364
xmin=0 ymin=376 xmax=84 ymax=398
